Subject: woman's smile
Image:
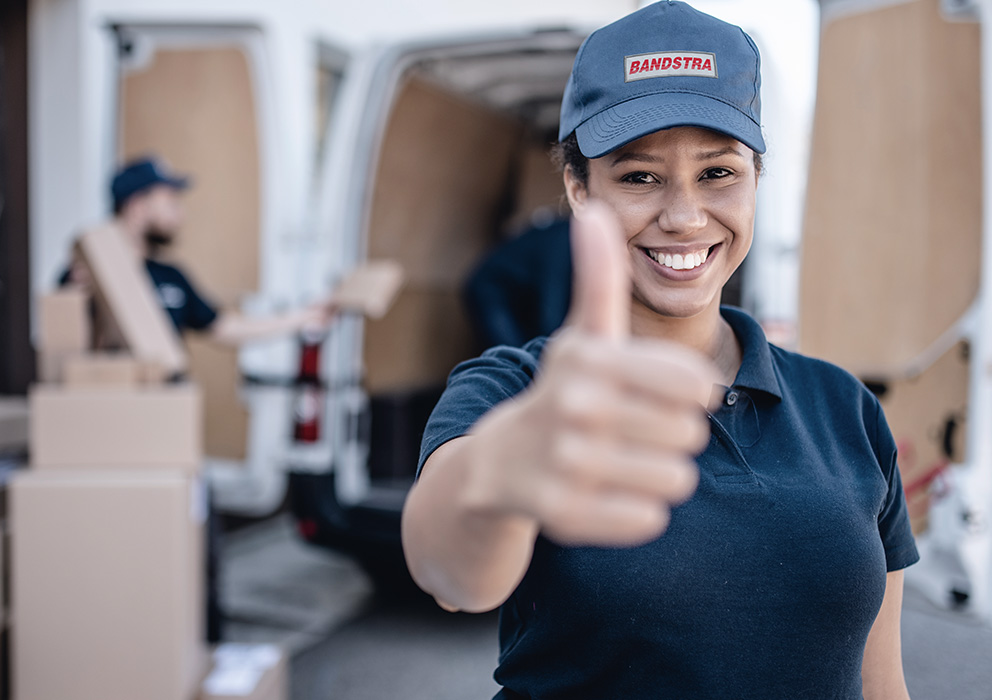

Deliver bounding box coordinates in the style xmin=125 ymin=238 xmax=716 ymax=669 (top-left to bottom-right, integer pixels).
xmin=638 ymin=242 xmax=722 ymax=280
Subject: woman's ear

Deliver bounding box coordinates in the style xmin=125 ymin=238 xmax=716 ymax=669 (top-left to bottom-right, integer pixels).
xmin=563 ymin=166 xmax=588 ymax=213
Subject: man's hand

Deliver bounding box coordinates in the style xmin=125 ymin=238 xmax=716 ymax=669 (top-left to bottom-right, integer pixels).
xmin=299 ymin=297 xmax=340 ymax=331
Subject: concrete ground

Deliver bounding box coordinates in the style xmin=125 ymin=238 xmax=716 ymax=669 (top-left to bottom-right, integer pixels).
xmin=223 ymin=516 xmax=992 ymax=699
xmin=901 ymin=585 xmax=992 ymax=699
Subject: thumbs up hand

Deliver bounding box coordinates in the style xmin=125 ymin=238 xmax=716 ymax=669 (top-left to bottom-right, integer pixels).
xmin=465 ymin=202 xmax=719 ymax=547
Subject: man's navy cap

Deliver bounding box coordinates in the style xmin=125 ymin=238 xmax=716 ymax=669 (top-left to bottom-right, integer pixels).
xmin=111 ymin=157 xmax=190 ymax=208
xmin=559 ymin=1 xmax=765 ymax=158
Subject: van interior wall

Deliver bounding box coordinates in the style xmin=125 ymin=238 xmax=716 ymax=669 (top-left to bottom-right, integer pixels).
xmin=120 ymin=45 xmax=261 ymax=460
xmin=502 ymin=138 xmax=570 ymax=236
xmin=363 ymin=76 xmax=535 ymax=394
xmin=800 ymin=0 xmax=981 ymax=373
xmin=799 ymin=0 xmax=981 ymax=534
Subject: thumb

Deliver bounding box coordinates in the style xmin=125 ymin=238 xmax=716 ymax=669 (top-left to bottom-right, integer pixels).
xmin=567 ymin=201 xmax=631 ymax=340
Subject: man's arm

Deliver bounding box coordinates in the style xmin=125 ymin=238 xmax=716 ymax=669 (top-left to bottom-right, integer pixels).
xmin=208 ymin=302 xmax=337 ymax=347
xmin=862 ymin=569 xmax=911 ymax=700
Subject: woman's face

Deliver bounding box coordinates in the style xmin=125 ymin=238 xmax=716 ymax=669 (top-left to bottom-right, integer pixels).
xmin=565 ymin=126 xmax=757 ymax=323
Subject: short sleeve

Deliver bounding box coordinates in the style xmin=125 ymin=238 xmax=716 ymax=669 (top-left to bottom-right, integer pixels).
xmin=872 ymin=398 xmax=921 ymax=572
xmin=177 ymin=268 xmax=219 ymax=331
xmin=416 ymin=339 xmax=546 ymax=478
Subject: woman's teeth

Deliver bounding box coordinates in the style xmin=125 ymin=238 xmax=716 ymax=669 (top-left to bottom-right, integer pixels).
xmin=647 ymin=248 xmax=709 ymax=270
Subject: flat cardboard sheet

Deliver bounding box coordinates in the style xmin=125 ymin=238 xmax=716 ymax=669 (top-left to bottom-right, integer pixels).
xmin=38 ymin=290 xmax=91 ymax=354
xmin=78 ymin=224 xmax=188 ymax=376
xmin=11 ymin=469 xmax=206 ymax=700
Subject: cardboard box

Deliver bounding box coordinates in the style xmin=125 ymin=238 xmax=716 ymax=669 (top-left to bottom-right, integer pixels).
xmin=11 ymin=469 xmax=206 ymax=700
xmin=63 ymin=353 xmax=142 ymax=388
xmin=186 ymin=335 xmax=248 ymax=461
xmin=78 ymin=224 xmax=187 ymax=376
xmin=333 ymin=260 xmax=404 ymax=320
xmin=38 ymin=290 xmax=91 ymax=355
xmin=29 ymin=384 xmax=202 ymax=470
xmin=200 ymin=644 xmax=288 ymax=700
xmin=35 ymin=351 xmax=65 ymax=384
xmin=37 ymin=291 xmax=92 ymax=383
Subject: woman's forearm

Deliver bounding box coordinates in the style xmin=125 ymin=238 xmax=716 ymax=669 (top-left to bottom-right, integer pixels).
xmin=401 ymin=430 xmax=540 ymax=613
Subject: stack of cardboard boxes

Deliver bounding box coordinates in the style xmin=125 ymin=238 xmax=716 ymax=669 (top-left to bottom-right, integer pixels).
xmin=11 ymin=225 xmax=286 ymax=700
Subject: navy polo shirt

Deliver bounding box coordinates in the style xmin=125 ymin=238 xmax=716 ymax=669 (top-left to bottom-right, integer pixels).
xmin=417 ymin=306 xmax=919 ymax=700
xmin=144 ymin=260 xmax=218 ymax=333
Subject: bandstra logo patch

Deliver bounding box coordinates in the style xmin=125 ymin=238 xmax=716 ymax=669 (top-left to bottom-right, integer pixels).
xmin=624 ymin=51 xmax=717 ymax=82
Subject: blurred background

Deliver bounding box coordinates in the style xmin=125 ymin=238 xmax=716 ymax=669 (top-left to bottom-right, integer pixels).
xmin=1 ymin=0 xmax=992 ymax=698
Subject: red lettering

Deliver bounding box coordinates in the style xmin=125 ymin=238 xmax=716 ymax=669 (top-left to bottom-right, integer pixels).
xmin=630 ymin=60 xmax=641 ymax=73
xmin=692 ymin=57 xmax=703 ymax=70
xmin=702 ymin=58 xmax=712 ymax=71
xmin=650 ymin=58 xmax=662 ymax=71
xmin=661 ymin=57 xmax=672 ymax=70
xmin=673 ymin=57 xmax=682 ymax=69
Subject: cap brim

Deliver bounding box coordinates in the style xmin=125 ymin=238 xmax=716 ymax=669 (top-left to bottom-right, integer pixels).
xmin=162 ymin=175 xmax=190 ymax=190
xmin=574 ymin=92 xmax=766 ymax=158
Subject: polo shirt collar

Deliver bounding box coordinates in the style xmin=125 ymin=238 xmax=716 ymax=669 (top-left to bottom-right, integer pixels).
xmin=721 ymin=306 xmax=783 ymax=402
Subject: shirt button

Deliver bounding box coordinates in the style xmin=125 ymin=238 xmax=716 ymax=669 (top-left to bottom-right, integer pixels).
xmin=725 ymin=391 xmax=739 ymax=406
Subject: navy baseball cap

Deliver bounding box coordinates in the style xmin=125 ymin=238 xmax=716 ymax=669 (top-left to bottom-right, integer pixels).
xmin=559 ymin=1 xmax=765 ymax=158
xmin=111 ymin=157 xmax=190 ymax=209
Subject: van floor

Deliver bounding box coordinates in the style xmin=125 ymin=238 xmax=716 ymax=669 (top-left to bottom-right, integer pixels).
xmin=222 ymin=516 xmax=992 ymax=699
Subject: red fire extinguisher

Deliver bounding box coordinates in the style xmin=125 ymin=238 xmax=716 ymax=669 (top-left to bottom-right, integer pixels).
xmin=292 ymin=327 xmax=326 ymax=443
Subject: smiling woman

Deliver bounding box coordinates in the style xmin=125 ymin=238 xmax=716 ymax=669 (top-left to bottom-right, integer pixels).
xmin=401 ymin=2 xmax=919 ymax=699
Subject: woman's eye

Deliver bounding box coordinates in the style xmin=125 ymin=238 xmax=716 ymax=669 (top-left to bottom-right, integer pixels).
xmin=701 ymin=167 xmax=733 ymax=180
xmin=620 ymin=171 xmax=658 ymax=185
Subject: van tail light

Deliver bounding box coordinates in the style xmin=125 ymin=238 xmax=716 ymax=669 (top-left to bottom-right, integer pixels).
xmin=292 ymin=328 xmax=326 ymax=444
xmin=297 ymin=518 xmax=318 ymax=540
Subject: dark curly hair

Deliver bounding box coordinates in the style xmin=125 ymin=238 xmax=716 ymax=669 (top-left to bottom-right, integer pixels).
xmin=551 ymin=131 xmax=764 ymax=188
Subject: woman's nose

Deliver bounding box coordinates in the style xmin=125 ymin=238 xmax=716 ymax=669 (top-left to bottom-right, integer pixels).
xmin=657 ymin=184 xmax=706 ymax=235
